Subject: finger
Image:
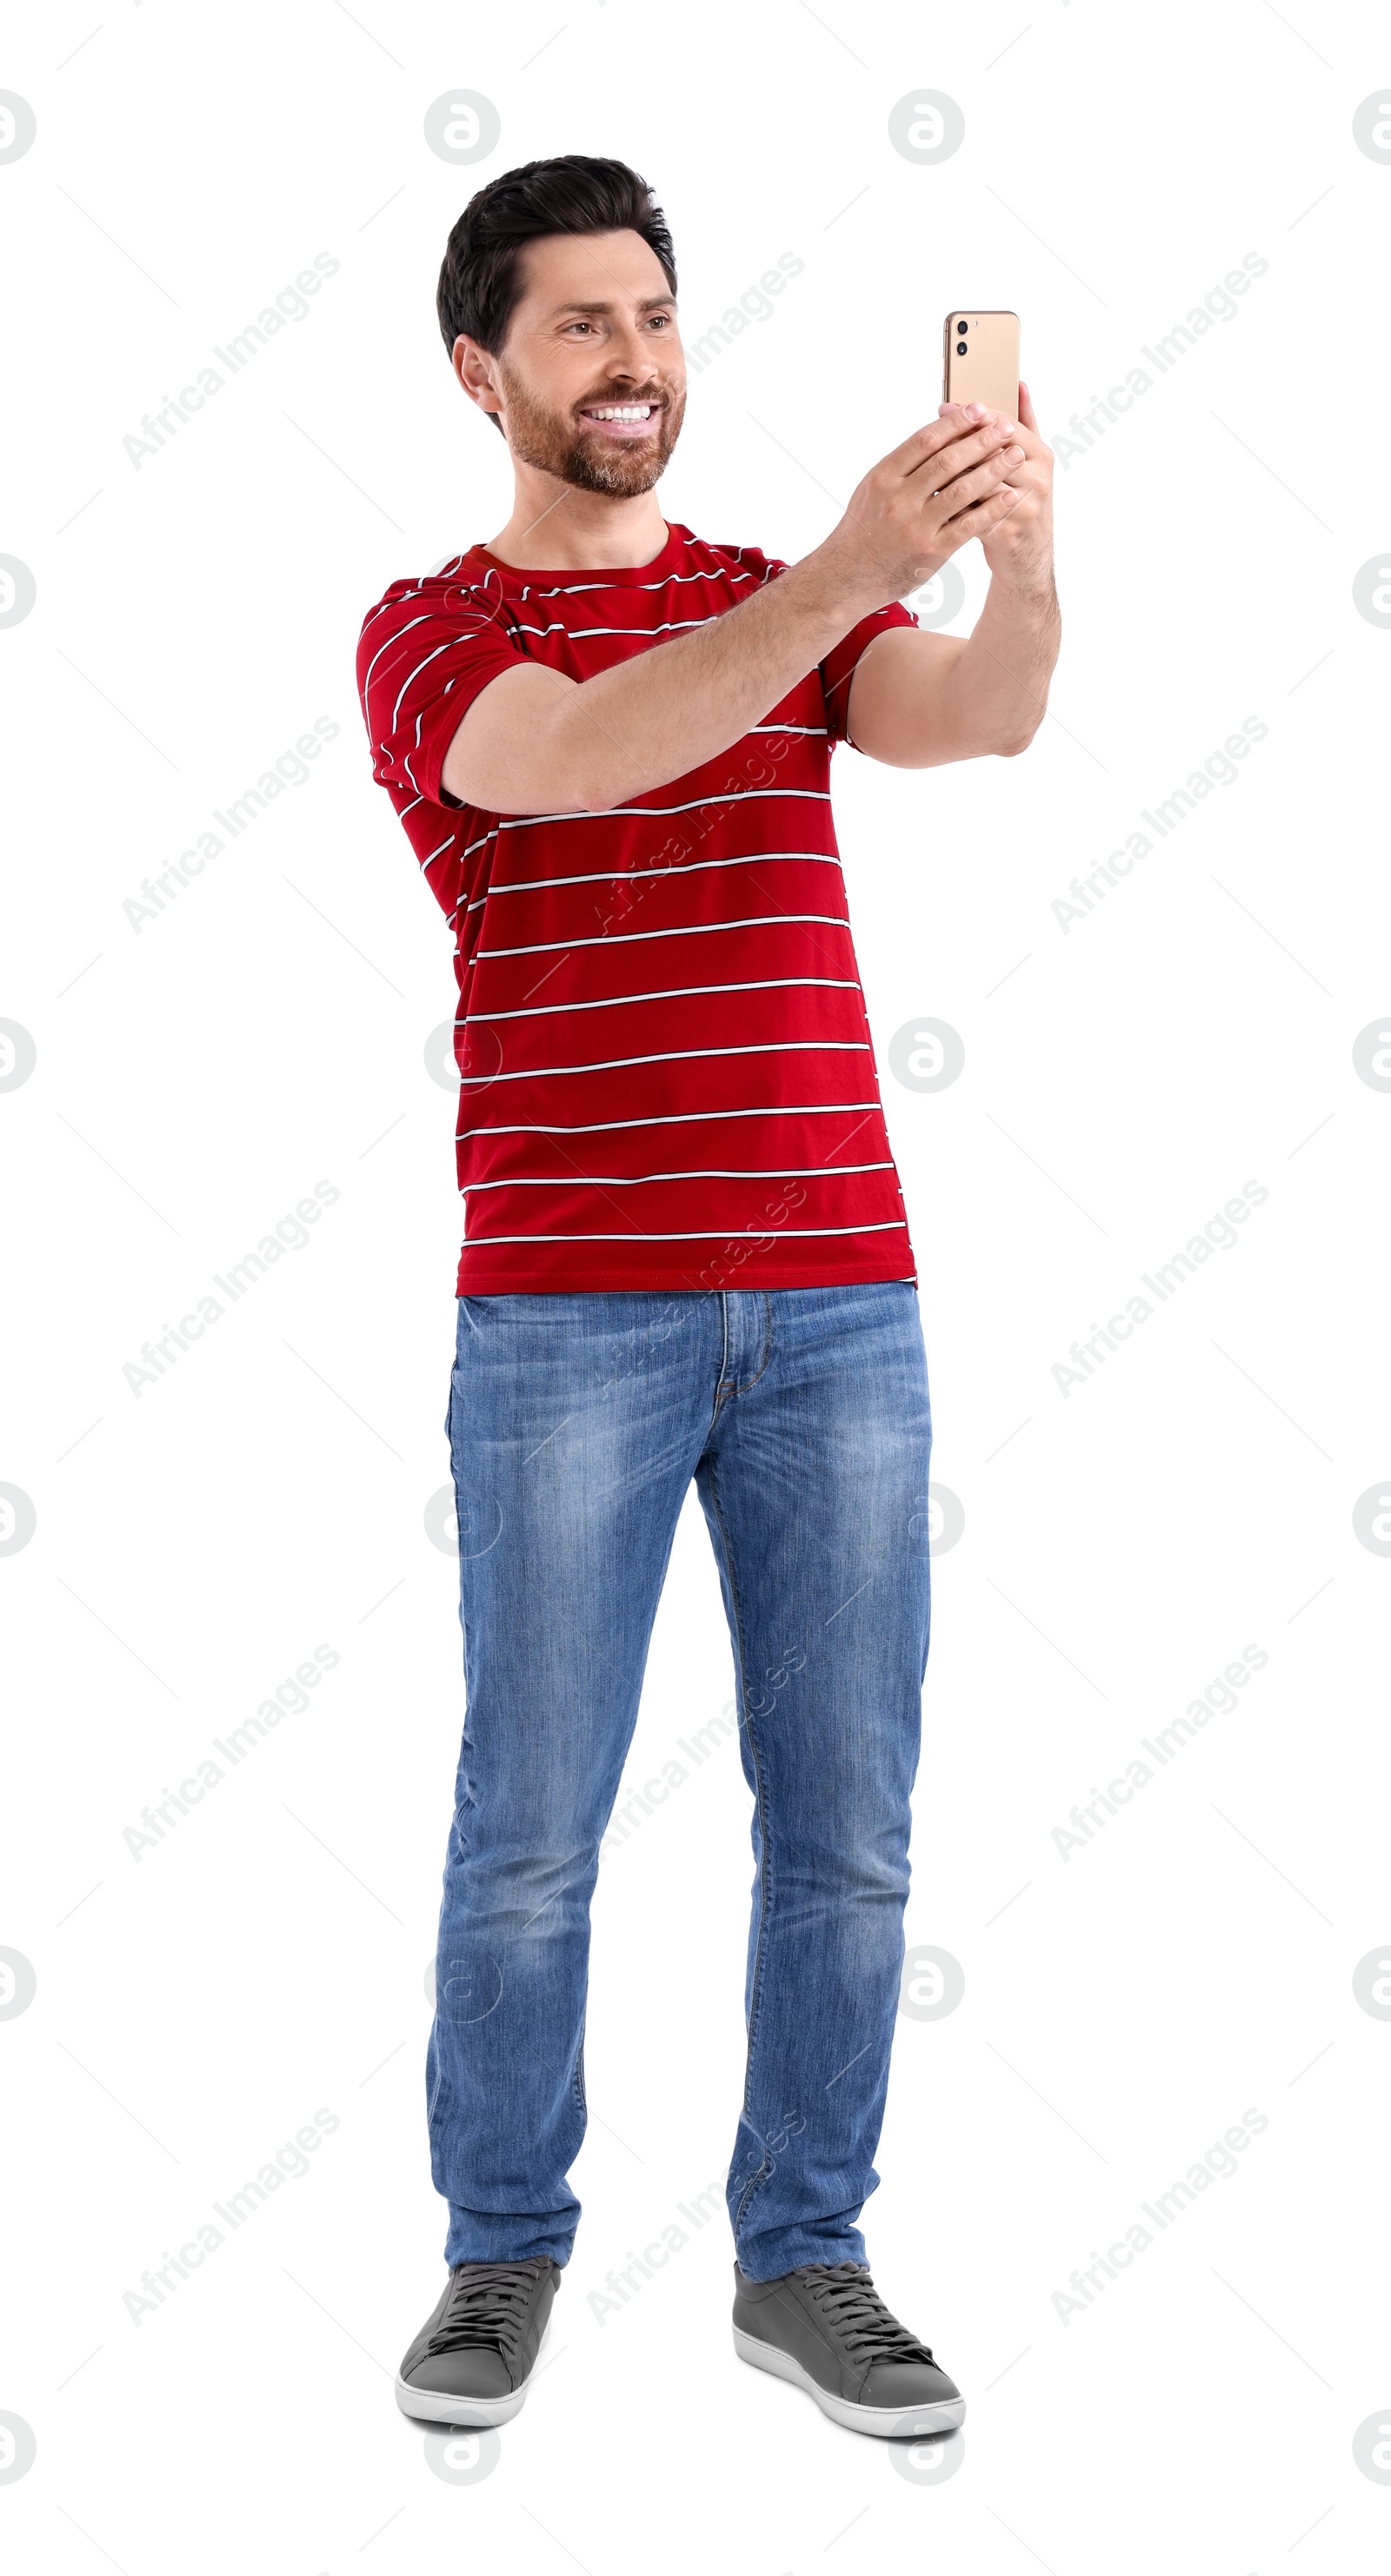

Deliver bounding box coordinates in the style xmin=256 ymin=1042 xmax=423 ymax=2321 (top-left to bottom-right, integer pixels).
xmin=941 ymin=484 xmax=1024 ymax=537
xmin=889 ymin=405 xmax=996 ymax=473
xmin=928 ymin=442 xmax=1026 ymax=508
xmin=1018 ymin=382 xmax=1038 ymax=434
xmin=913 ymin=422 xmax=1022 ymax=493
xmin=989 ymin=401 xmax=1044 ymax=463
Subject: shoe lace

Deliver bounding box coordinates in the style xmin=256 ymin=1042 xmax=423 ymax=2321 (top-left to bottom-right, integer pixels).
xmin=425 ymin=2260 xmax=550 ymax=2360
xmin=793 ymin=2262 xmax=935 ymax=2365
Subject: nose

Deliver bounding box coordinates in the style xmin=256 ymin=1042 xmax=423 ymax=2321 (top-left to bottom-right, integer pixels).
xmin=601 ymin=315 xmax=660 ymax=382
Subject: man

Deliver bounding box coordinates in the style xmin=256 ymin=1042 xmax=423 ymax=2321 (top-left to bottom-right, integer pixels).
xmin=356 ymin=153 xmax=1057 ymax=2440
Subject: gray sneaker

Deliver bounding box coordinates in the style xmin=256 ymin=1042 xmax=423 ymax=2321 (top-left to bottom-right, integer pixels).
xmin=396 ymin=2257 xmax=561 ymax=2426
xmin=732 ymin=2260 xmax=966 ymax=2439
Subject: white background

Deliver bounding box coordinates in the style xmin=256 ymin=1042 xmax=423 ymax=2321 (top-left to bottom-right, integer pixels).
xmin=3 ymin=2 xmax=1389 ymax=2569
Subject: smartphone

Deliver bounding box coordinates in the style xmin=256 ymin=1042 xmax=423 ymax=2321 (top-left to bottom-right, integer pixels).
xmin=942 ymin=310 xmax=1020 ymax=420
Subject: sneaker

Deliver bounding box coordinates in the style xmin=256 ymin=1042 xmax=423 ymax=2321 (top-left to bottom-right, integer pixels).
xmin=732 ymin=2260 xmax=965 ymax=2439
xmin=395 ymin=2257 xmax=562 ymax=2426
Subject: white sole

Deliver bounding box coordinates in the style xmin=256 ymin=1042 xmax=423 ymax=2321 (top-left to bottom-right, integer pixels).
xmin=395 ymin=2318 xmax=551 ymax=2427
xmin=733 ymin=2325 xmax=967 ymax=2439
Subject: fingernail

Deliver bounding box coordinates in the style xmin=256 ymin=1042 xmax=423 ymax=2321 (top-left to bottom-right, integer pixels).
xmin=965 ymin=403 xmax=985 ymax=420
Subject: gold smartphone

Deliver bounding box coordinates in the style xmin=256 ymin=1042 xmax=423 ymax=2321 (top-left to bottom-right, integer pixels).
xmin=942 ymin=310 xmax=1020 ymax=419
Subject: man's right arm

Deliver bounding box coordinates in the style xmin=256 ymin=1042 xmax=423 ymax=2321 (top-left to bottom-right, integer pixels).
xmin=440 ymin=408 xmax=1024 ymax=814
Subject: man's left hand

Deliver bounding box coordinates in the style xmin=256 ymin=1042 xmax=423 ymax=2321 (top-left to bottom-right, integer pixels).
xmin=938 ymin=382 xmax=1054 ymax=594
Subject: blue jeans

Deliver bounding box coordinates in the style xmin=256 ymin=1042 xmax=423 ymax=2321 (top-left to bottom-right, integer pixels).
xmin=427 ymin=1281 xmax=932 ymax=2282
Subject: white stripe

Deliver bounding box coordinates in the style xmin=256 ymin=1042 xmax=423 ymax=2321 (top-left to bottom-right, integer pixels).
xmin=403 ymin=709 xmax=425 ymax=799
xmin=360 ymin=613 xmax=434 ymax=696
xmin=465 ymin=1162 xmax=893 ymax=1189
xmin=358 ymin=581 xmax=486 ymax=637
xmin=477 ymin=913 xmax=848 ymax=958
xmin=470 ymin=976 xmax=859 ymax=1022
xmin=390 ymin=640 xmax=456 ymax=732
xmin=360 ymin=554 xmax=754 ymax=635
xmin=511 ymin=617 xmax=715 ymax=641
xmin=457 ymin=1103 xmax=881 ymax=1136
xmin=509 ymin=565 xmax=758 ymax=599
xmin=468 ymin=852 xmax=840 ymax=909
xmin=463 ymin=1222 xmax=908 ymax=1243
xmin=496 ymin=789 xmax=830 ymax=831
xmin=461 ymin=1040 xmax=871 ymax=1085
xmin=439 ymin=824 xmax=501 ymax=927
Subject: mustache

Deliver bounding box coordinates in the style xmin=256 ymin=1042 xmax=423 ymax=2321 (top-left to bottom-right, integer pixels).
xmin=574 ymin=388 xmax=669 ymax=412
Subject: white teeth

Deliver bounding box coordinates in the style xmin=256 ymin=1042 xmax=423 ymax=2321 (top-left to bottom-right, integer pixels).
xmin=587 ymin=404 xmax=653 ymax=421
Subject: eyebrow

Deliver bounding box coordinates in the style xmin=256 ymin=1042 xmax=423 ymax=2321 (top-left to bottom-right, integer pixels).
xmin=549 ymin=294 xmax=676 ymax=317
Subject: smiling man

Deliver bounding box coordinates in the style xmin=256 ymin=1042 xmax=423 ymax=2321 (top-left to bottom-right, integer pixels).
xmin=356 ymin=154 xmax=1057 ymax=2440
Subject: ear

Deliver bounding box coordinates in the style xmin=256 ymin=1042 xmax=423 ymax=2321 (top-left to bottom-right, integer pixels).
xmin=452 ymin=334 xmax=502 ymax=419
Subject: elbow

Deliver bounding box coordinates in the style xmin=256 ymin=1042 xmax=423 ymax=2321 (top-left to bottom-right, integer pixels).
xmin=460 ymin=745 xmax=618 ymax=819
xmin=572 ymin=766 xmax=623 ymax=813
xmin=996 ymin=716 xmax=1043 ymax=758
xmin=545 ymin=717 xmax=621 ymax=814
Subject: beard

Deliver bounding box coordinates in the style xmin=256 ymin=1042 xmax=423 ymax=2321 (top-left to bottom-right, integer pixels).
xmin=496 ymin=359 xmax=686 ymax=496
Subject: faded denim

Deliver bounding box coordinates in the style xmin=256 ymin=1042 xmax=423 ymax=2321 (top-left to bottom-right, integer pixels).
xmin=427 ymin=1282 xmax=932 ymax=2281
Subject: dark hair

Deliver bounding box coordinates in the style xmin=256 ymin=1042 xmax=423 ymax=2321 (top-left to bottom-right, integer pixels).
xmin=436 ymin=155 xmax=678 ymax=432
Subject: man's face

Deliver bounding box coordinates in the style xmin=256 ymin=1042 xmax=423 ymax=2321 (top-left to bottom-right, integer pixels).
xmin=463 ymin=228 xmax=687 ymax=495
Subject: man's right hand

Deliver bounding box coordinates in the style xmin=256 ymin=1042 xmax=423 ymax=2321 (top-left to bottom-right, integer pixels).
xmin=815 ymin=406 xmax=1028 ymax=612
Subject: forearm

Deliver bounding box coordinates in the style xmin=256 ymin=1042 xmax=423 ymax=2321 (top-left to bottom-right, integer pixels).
xmin=448 ymin=543 xmax=879 ymax=813
xmin=935 ymin=569 xmax=1061 ymax=757
xmin=564 ymin=547 xmax=881 ymax=805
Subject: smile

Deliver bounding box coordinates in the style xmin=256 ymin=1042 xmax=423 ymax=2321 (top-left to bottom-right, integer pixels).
xmin=577 ymin=402 xmax=661 ymax=438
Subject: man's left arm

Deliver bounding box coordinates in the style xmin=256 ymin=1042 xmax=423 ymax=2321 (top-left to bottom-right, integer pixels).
xmin=843 ymin=383 xmax=1059 ymax=767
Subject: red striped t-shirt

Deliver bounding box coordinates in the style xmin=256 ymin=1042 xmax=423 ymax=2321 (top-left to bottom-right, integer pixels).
xmin=356 ymin=518 xmax=919 ymax=1295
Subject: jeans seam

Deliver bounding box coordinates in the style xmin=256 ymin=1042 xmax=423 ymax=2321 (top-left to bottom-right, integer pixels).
xmin=703 ymin=1454 xmax=776 ymax=2236
xmin=709 ymin=1290 xmax=733 ymax=1426
xmin=734 ymin=1291 xmax=775 ymax=1396
xmin=573 ymin=2005 xmax=588 ymax=2117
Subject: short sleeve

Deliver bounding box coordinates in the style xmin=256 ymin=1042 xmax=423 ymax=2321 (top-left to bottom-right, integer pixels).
xmin=356 ymin=574 xmax=526 ymax=809
xmin=820 ymin=600 xmax=920 ymax=747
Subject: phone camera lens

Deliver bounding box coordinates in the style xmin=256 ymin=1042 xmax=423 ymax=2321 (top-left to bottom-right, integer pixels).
xmin=956 ymin=321 xmax=968 ymax=332
xmin=955 ymin=341 xmax=968 ymax=355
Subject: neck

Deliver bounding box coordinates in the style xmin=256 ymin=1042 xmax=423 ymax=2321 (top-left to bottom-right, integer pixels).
xmin=485 ymin=461 xmax=669 ymax=569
